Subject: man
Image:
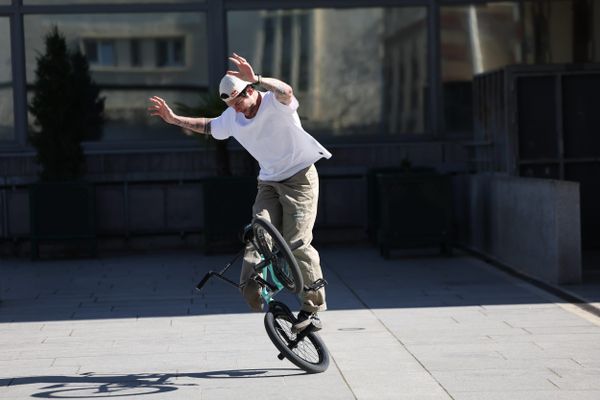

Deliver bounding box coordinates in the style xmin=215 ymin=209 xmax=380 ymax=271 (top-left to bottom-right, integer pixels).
xmin=148 ymin=53 xmax=331 ymax=332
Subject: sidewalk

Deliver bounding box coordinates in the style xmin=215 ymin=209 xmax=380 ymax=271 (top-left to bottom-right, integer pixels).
xmin=1 ymin=246 xmax=600 ymax=399
xmin=560 ymin=250 xmax=600 ymax=313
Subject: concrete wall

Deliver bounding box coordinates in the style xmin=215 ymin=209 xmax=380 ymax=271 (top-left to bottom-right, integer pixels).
xmin=453 ymin=173 xmax=582 ymax=284
xmin=0 ymin=176 xmax=365 ymax=239
xmin=1 ymin=140 xmax=468 ymax=254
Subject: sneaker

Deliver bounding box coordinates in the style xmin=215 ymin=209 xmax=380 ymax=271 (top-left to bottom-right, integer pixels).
xmin=292 ymin=310 xmax=322 ymax=333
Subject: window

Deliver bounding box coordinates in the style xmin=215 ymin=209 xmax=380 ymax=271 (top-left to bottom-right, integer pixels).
xmin=298 ymin=14 xmax=311 ymax=92
xmin=280 ymin=15 xmax=293 ymax=84
xmin=83 ymin=37 xmax=185 ymax=69
xmin=441 ymin=0 xmax=600 ymax=135
xmin=156 ymin=38 xmax=185 ymax=68
xmin=261 ymin=17 xmax=275 ymax=77
xmin=441 ymin=3 xmax=523 ymax=134
xmin=84 ymin=39 xmax=116 ymax=66
xmin=25 ymin=13 xmax=208 ymax=143
xmin=130 ymin=39 xmax=142 ymax=67
xmin=0 ymin=17 xmax=14 ymax=142
xmin=228 ymin=7 xmax=428 ymax=137
xmin=523 ymin=0 xmax=600 ymax=64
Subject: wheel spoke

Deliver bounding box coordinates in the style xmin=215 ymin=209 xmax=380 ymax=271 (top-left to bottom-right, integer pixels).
xmin=252 ymin=217 xmax=303 ymax=295
xmin=274 ymin=319 xmax=294 ymax=344
xmin=255 ymin=225 xmax=295 ymax=289
xmin=274 ymin=315 xmax=321 ymax=365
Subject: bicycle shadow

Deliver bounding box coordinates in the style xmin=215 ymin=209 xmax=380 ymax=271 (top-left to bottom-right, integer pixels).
xmin=187 ymin=368 xmax=306 ymax=379
xmin=1 ymin=368 xmax=307 ymax=398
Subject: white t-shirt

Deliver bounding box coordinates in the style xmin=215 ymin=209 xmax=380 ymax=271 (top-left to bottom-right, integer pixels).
xmin=210 ymin=91 xmax=332 ymax=182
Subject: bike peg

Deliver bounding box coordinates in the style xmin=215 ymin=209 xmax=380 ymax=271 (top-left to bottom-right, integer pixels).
xmin=289 ymin=239 xmax=304 ymax=251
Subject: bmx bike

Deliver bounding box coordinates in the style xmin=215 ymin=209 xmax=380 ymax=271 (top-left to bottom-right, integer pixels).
xmin=195 ymin=216 xmax=330 ymax=374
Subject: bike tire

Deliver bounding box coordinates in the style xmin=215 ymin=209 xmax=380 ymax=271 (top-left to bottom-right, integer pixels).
xmin=252 ymin=216 xmax=304 ymax=294
xmin=264 ymin=302 xmax=330 ymax=374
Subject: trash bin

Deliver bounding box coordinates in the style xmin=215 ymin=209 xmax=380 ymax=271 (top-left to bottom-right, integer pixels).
xmin=202 ymin=176 xmax=257 ymax=254
xmin=366 ymin=167 xmax=434 ymax=244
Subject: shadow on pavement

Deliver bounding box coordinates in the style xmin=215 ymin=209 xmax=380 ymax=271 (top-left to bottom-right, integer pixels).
xmin=0 ymin=369 xmax=306 ymax=398
xmin=0 ymin=247 xmax=597 ymax=323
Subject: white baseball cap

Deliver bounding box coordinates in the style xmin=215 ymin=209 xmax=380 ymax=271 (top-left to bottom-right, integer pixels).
xmin=219 ymin=75 xmax=248 ymax=103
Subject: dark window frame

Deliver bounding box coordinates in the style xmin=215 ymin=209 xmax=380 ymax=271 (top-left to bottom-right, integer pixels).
xmin=3 ymin=0 xmax=529 ymax=151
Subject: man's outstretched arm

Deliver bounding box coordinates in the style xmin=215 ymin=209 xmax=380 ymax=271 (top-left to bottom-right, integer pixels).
xmin=254 ymin=75 xmax=293 ymax=106
xmin=148 ymin=96 xmax=213 ymax=135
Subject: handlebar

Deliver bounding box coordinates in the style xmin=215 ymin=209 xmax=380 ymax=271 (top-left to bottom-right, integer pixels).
xmin=196 ymin=272 xmax=214 ymax=291
xmin=196 ymin=271 xmax=242 ymax=292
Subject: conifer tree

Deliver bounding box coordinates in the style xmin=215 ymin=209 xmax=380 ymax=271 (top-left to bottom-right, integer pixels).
xmin=29 ymin=27 xmax=104 ymax=181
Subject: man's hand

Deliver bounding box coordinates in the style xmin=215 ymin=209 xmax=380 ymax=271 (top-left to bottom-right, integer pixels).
xmin=227 ymin=53 xmax=258 ymax=83
xmin=227 ymin=52 xmax=293 ymax=106
xmin=148 ymin=96 xmax=176 ymax=124
xmin=148 ymin=95 xmax=213 ymax=135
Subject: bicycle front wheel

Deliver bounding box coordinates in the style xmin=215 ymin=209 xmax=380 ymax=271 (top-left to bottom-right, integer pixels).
xmin=264 ymin=302 xmax=330 ymax=374
xmin=252 ymin=216 xmax=303 ymax=294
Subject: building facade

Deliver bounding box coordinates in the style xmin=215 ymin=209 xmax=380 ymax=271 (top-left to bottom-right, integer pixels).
xmin=1 ymin=0 xmax=599 ymax=264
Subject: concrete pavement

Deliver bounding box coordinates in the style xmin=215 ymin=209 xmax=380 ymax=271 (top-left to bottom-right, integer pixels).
xmin=1 ymin=247 xmax=600 ymax=399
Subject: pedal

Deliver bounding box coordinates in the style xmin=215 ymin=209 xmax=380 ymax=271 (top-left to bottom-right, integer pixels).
xmin=304 ymin=278 xmax=327 ymax=292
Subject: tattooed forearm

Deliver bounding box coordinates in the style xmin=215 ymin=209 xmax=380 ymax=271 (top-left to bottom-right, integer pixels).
xmin=173 ymin=117 xmax=213 ymax=135
xmin=257 ymin=76 xmax=293 ymax=105
xmin=176 ymin=119 xmax=201 ymax=131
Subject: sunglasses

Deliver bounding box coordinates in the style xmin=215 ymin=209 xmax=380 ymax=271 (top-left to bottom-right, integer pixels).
xmin=220 ymin=86 xmax=249 ymax=101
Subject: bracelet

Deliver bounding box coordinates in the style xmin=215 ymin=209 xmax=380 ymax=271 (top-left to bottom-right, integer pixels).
xmin=255 ymin=74 xmax=262 ymax=85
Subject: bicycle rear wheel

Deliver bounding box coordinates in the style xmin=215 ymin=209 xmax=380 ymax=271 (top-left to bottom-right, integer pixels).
xmin=252 ymin=216 xmax=303 ymax=294
xmin=264 ymin=302 xmax=330 ymax=374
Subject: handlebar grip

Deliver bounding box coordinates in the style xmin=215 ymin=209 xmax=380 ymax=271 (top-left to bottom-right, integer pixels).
xmin=196 ymin=272 xmax=213 ymax=291
xmin=289 ymin=240 xmax=304 ymax=252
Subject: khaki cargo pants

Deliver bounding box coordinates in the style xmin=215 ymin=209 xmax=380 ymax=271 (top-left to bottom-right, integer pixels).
xmin=240 ymin=164 xmax=326 ymax=313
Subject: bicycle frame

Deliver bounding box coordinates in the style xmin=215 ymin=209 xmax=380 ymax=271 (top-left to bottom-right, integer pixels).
xmin=196 ymin=222 xmax=306 ymax=301
xmin=259 ymin=262 xmax=285 ymax=304
xmin=196 ymin=249 xmax=285 ymax=306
